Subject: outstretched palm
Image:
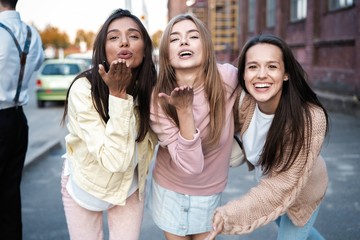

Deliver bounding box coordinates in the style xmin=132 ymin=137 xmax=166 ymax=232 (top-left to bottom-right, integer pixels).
xmin=159 ymin=85 xmax=194 ymax=111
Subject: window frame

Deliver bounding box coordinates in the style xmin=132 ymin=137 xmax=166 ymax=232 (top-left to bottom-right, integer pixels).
xmin=290 ymin=0 xmax=307 ymax=22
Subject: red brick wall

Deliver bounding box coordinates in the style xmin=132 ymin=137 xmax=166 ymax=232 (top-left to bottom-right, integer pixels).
xmin=168 ymin=0 xmax=188 ymax=21
xmin=168 ymin=0 xmax=359 ymax=96
xmin=234 ymin=0 xmax=359 ymax=96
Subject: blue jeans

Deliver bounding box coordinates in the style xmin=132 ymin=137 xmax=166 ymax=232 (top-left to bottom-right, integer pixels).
xmin=275 ymin=207 xmax=325 ymax=240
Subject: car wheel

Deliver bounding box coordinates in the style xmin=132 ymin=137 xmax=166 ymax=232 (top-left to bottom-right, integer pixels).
xmin=37 ymin=100 xmax=45 ymax=108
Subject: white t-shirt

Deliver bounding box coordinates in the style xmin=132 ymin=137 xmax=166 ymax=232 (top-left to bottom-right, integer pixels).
xmin=62 ymin=144 xmax=139 ymax=211
xmin=242 ymin=104 xmax=274 ymax=182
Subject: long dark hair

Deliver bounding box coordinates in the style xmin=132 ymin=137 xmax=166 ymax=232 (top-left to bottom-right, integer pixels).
xmin=62 ymin=9 xmax=157 ymax=142
xmin=237 ymin=34 xmax=329 ymax=174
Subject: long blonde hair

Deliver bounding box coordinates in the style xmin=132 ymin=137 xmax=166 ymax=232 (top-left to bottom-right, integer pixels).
xmin=153 ymin=14 xmax=225 ymax=149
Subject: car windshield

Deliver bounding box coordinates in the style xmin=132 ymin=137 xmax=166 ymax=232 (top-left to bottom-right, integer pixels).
xmin=42 ymin=63 xmax=81 ymax=76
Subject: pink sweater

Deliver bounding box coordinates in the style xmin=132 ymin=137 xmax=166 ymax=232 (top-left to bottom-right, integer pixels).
xmin=150 ymin=63 xmax=238 ymax=195
xmin=215 ymin=94 xmax=328 ymax=234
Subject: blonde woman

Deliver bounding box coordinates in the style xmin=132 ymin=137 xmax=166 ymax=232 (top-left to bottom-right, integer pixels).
xmin=149 ymin=14 xmax=238 ymax=240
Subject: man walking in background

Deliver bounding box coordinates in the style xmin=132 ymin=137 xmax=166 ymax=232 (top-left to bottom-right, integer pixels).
xmin=0 ymin=0 xmax=44 ymax=239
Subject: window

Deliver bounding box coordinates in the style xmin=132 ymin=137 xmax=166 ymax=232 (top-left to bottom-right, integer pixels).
xmin=209 ymin=0 xmax=239 ymax=51
xmin=290 ymin=0 xmax=307 ymax=22
xmin=42 ymin=64 xmax=81 ymax=76
xmin=266 ymin=0 xmax=276 ymax=28
xmin=248 ymin=0 xmax=256 ymax=32
xmin=329 ymin=0 xmax=354 ymax=10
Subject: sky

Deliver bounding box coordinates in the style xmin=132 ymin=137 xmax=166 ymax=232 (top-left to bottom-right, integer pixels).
xmin=17 ymin=0 xmax=168 ymax=42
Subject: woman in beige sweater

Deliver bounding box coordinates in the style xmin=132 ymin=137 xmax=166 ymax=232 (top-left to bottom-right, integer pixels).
xmin=206 ymin=34 xmax=329 ymax=240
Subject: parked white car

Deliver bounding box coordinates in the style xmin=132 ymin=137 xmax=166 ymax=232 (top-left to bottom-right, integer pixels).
xmin=35 ymin=58 xmax=88 ymax=108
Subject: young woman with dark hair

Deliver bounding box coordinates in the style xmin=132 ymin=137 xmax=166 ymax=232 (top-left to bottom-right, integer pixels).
xmin=60 ymin=9 xmax=157 ymax=240
xmin=206 ymin=34 xmax=328 ymax=240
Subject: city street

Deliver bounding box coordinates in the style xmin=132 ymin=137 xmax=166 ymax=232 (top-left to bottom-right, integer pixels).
xmin=21 ymin=80 xmax=360 ymax=239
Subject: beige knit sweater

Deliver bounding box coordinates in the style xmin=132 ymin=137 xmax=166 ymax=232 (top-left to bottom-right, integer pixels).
xmin=216 ymin=94 xmax=328 ymax=235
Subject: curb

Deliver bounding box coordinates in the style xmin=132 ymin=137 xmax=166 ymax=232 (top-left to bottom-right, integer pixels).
xmin=24 ymin=138 xmax=62 ymax=168
xmin=316 ymin=90 xmax=360 ymax=117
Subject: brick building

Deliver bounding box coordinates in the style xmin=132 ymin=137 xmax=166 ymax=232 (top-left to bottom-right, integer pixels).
xmin=167 ymin=0 xmax=360 ymax=99
xmin=168 ymin=0 xmax=188 ymax=20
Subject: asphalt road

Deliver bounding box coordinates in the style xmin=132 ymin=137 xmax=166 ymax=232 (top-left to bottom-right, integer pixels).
xmin=20 ymin=78 xmax=360 ymax=239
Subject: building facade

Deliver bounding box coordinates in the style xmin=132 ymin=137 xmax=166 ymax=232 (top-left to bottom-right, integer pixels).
xmin=168 ymin=0 xmax=360 ymax=98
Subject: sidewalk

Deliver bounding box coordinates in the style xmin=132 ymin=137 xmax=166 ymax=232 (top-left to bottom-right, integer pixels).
xmin=21 ymin=94 xmax=360 ymax=239
xmin=23 ymin=105 xmax=67 ymax=167
xmin=315 ymin=89 xmax=360 ymax=117
xmin=23 ymin=89 xmax=359 ymax=167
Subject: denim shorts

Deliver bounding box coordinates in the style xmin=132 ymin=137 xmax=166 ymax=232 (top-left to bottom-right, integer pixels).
xmin=148 ymin=178 xmax=222 ymax=236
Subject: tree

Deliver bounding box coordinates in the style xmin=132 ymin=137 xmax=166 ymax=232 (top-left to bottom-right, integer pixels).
xmin=75 ymin=29 xmax=96 ymax=50
xmin=151 ymin=30 xmax=163 ymax=49
xmin=40 ymin=25 xmax=70 ymax=49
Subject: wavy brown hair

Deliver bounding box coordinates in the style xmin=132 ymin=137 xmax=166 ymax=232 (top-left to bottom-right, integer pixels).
xmin=153 ymin=14 xmax=225 ymax=149
xmin=62 ymin=9 xmax=157 ymax=142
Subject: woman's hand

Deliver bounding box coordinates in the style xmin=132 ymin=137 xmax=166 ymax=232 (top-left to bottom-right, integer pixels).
xmin=159 ymin=85 xmax=195 ymax=140
xmin=98 ymin=59 xmax=132 ymax=98
xmin=204 ymin=212 xmax=224 ymax=240
xmin=158 ymin=85 xmax=193 ymax=111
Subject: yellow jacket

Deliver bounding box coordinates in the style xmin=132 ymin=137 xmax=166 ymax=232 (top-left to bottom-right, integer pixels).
xmin=65 ymin=77 xmax=157 ymax=205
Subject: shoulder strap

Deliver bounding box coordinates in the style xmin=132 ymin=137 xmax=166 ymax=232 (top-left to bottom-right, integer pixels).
xmin=0 ymin=23 xmax=32 ymax=105
xmin=13 ymin=25 xmax=32 ymax=105
xmin=0 ymin=22 xmax=22 ymax=56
